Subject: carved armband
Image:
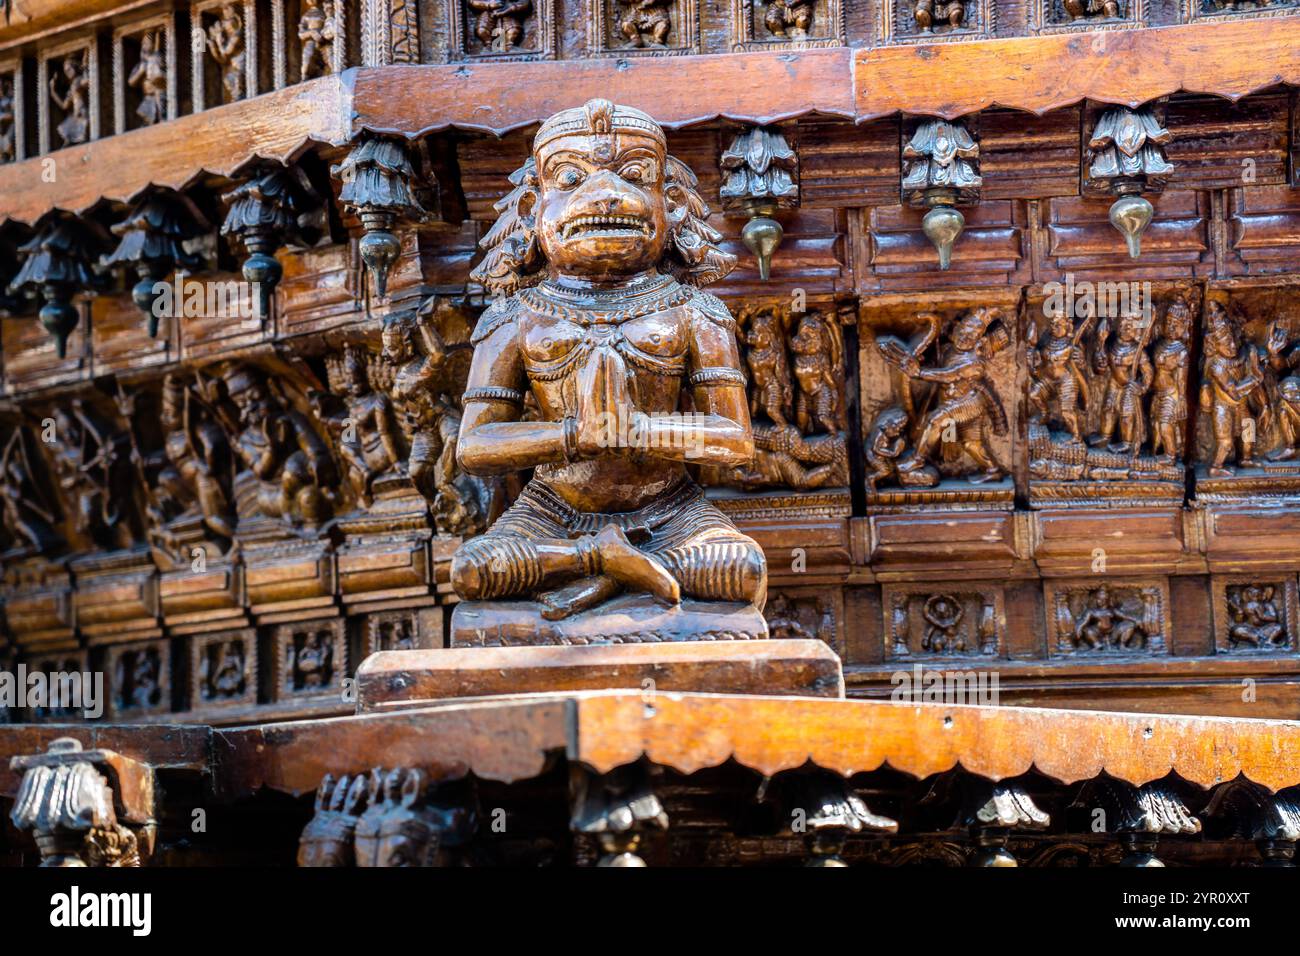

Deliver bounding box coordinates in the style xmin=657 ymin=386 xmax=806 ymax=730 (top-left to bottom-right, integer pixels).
xmin=464 ymin=386 xmax=525 ymax=406
xmin=690 ymin=367 xmax=747 ymax=388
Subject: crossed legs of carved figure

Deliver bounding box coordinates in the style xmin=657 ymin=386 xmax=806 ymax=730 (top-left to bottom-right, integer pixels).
xmin=451 ymin=479 xmax=767 ymax=620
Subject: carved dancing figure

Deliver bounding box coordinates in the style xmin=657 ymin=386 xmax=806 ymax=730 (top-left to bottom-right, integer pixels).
xmin=765 ymin=593 xmax=814 ymax=640
xmin=1072 ymin=586 xmax=1147 ymax=650
xmin=764 ymin=0 xmax=812 ymax=37
xmin=50 ymin=53 xmax=90 ymax=146
xmin=127 ymin=32 xmax=166 ymax=125
xmin=1028 ymin=303 xmax=1091 ymax=446
xmin=206 ymin=4 xmax=247 ymax=104
xmin=922 ymin=594 xmax=965 ymax=653
xmin=298 ymin=0 xmax=337 ymax=81
xmin=878 ymin=309 xmax=1010 ymax=486
xmin=618 ymin=0 xmax=672 ymax=47
xmin=468 ymin=0 xmax=533 ymax=51
xmin=790 ymin=311 xmax=846 ymax=435
xmin=451 ymin=98 xmax=766 ymax=623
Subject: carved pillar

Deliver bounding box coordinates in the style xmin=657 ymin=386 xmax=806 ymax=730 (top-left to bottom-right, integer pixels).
xmin=9 ymin=737 xmax=153 ymax=867
xmin=1085 ymin=104 xmax=1173 ymax=258
xmin=720 ymin=126 xmax=798 ymax=280
xmin=101 ymin=191 xmax=208 ymax=337
xmin=901 ymin=118 xmax=980 ymax=270
xmin=331 ymin=135 xmax=433 ymax=298
xmin=780 ymin=770 xmax=898 ymax=867
xmin=219 ymin=163 xmax=323 ymax=317
xmin=571 ymin=764 xmax=668 ymax=866
xmin=7 ymin=212 xmax=107 ymax=357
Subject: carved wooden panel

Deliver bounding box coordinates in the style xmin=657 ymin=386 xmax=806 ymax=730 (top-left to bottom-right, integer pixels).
xmin=586 ymin=0 xmax=700 ymax=57
xmin=361 ymin=607 xmax=442 ymax=655
xmin=1029 ymin=0 xmax=1146 ymax=34
xmin=879 ymin=0 xmax=996 ymax=43
xmin=188 ymin=627 xmax=258 ymax=711
xmin=270 ymin=616 xmax=348 ymax=701
xmin=1211 ymin=574 xmax=1298 ymax=653
xmin=1044 ymin=577 xmax=1170 ymax=656
xmin=191 ymin=0 xmax=260 ymax=110
xmin=860 ymin=202 xmax=1029 ymax=292
xmin=0 ymin=55 xmax=28 ymax=164
xmin=17 ymin=649 xmax=89 ymax=721
xmin=1182 ymin=0 xmax=1300 ymax=24
xmin=730 ymin=0 xmax=845 ymax=51
xmin=882 ymin=582 xmax=1006 ymax=660
xmin=112 ymin=14 xmax=178 ymax=135
xmin=1224 ymin=185 xmax=1300 ymax=275
xmin=104 ymin=639 xmax=171 ymax=718
xmin=449 ymin=0 xmax=557 ymax=61
xmin=37 ymin=34 xmax=100 ymax=155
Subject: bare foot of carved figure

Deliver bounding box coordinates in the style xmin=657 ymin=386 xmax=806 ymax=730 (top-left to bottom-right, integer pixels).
xmin=540 ymin=574 xmax=620 ymax=621
xmin=594 ymin=525 xmax=680 ymax=606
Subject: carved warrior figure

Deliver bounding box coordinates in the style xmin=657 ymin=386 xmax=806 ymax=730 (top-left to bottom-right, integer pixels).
xmin=49 ymin=53 xmax=90 ymax=146
xmin=469 ymin=0 xmax=533 ymax=51
xmin=1091 ymin=311 xmax=1155 ymax=454
xmin=151 ymin=372 xmax=236 ymax=540
xmin=1201 ymin=301 xmax=1265 ymax=477
xmin=316 ymin=346 xmax=404 ymax=509
xmin=298 ymin=0 xmax=337 ymax=80
xmin=1150 ymin=296 xmax=1192 ymax=463
xmin=128 ymin=32 xmax=166 ymax=126
xmin=0 ymin=427 xmax=61 ymax=558
xmin=380 ymin=304 xmax=501 ymax=536
xmin=914 ymin=0 xmax=965 ymax=32
xmin=876 ymin=309 xmax=1010 ymax=487
xmin=218 ymin=365 xmax=337 ymax=529
xmin=617 ymin=0 xmax=672 ymax=47
xmin=452 ymin=98 xmax=767 ymax=623
xmin=47 ymin=400 xmax=137 ymax=551
xmin=1028 ymin=304 xmax=1091 ymax=446
xmin=764 ymin=0 xmax=812 ymax=37
xmin=206 ymin=4 xmax=247 ymax=104
xmin=0 ymin=75 xmax=16 ymax=163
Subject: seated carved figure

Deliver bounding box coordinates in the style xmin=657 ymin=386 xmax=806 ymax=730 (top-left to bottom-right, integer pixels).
xmin=449 ymin=99 xmax=768 ymax=634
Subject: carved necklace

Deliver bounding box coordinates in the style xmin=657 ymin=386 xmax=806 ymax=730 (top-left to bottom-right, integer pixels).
xmin=520 ymin=273 xmax=691 ymax=326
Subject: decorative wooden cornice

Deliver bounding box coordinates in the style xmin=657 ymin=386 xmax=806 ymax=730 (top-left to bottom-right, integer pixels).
xmin=1 ymin=18 xmax=1296 ymax=227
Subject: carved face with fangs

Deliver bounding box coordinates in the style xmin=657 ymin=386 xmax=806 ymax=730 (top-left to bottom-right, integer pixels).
xmin=533 ymin=100 xmax=670 ymax=278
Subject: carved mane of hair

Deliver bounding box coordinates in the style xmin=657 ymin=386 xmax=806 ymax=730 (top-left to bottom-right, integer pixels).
xmin=468 ymin=154 xmax=737 ymax=297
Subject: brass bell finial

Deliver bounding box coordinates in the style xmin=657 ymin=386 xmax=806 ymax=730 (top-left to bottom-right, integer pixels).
xmin=741 ymin=215 xmax=784 ymax=282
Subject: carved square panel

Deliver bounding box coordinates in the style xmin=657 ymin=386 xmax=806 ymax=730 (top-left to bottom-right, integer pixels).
xmin=450 ymin=0 xmax=557 ymax=60
xmin=112 ymin=15 xmax=178 ymax=136
xmin=18 ymin=649 xmax=90 ymax=722
xmin=1030 ymin=0 xmax=1146 ymax=33
xmin=1044 ymin=577 xmax=1170 ymax=656
xmin=764 ymin=586 xmax=845 ymax=657
xmin=37 ymin=36 xmax=100 ymax=156
xmin=361 ymin=607 xmax=442 ymax=656
xmin=0 ymin=56 xmax=27 ymax=164
xmin=879 ymin=0 xmax=996 ymax=44
xmin=270 ymin=617 xmax=347 ymax=700
xmin=587 ymin=0 xmax=700 ymax=57
xmin=104 ymin=639 xmax=171 ymax=718
xmin=189 ymin=628 xmax=259 ymax=710
xmin=882 ymin=583 xmax=1006 ymax=660
xmin=1211 ymin=575 xmax=1299 ymax=653
xmin=731 ymin=0 xmax=845 ymax=51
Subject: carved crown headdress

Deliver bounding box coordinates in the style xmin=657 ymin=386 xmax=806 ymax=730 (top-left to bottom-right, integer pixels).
xmin=533 ymin=99 xmax=666 ymax=152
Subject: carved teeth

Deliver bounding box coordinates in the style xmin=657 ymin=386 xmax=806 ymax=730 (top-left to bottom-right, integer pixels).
xmin=562 ymin=215 xmax=648 ymax=239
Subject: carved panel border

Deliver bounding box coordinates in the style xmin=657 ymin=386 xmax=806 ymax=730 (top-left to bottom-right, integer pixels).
xmin=112 ymin=14 xmax=179 ymax=136
xmin=881 ymin=582 xmax=1006 ymax=660
xmin=730 ymin=0 xmax=846 ymax=51
xmin=1210 ymin=574 xmax=1299 ymax=654
xmin=37 ymin=34 xmax=101 ymax=156
xmin=1044 ymin=577 xmax=1171 ymax=657
xmin=1029 ymin=0 xmax=1148 ymax=35
xmin=189 ymin=627 xmax=259 ymax=711
xmin=0 ymin=55 xmax=27 ymax=164
xmin=878 ymin=0 xmax=997 ymax=45
xmin=449 ymin=0 xmax=558 ymax=61
xmin=586 ymin=0 xmax=700 ymax=57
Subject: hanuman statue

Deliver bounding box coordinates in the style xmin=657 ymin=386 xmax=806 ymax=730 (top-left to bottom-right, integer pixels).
xmin=451 ymin=99 xmax=766 ymax=623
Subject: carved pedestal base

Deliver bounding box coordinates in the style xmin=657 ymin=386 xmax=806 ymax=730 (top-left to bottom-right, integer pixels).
xmin=356 ymin=638 xmax=842 ymax=708
xmin=450 ymin=593 xmax=770 ymax=647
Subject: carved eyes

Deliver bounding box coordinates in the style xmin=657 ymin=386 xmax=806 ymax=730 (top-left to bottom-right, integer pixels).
xmin=619 ymin=161 xmax=655 ymax=184
xmin=553 ymin=164 xmax=585 ymax=190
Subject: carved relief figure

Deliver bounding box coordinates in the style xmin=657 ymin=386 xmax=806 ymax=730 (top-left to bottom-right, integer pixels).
xmin=1226 ymin=584 xmax=1287 ymax=648
xmin=298 ymin=0 xmax=337 ymax=80
xmin=290 ymin=628 xmax=334 ymax=689
xmin=0 ymin=75 xmax=16 ymax=163
xmin=200 ymin=639 xmax=247 ymax=700
xmin=1070 ymin=585 xmax=1148 ymax=650
xmin=206 ymin=4 xmax=247 ymax=104
xmin=617 ymin=0 xmax=672 ymax=47
xmin=452 ymin=98 xmax=767 ymax=625
xmin=1091 ymin=311 xmax=1154 ymax=455
xmin=764 ymin=592 xmax=815 ymax=640
xmin=914 ymin=0 xmax=965 ymax=32
xmin=218 ymin=365 xmax=337 ymax=530
xmin=1028 ymin=303 xmax=1091 ymax=446
xmin=468 ymin=0 xmax=532 ymax=51
xmin=885 ymin=586 xmax=1000 ymax=657
xmin=720 ymin=305 xmax=848 ymax=492
xmin=865 ymin=406 xmax=909 ymax=492
xmin=128 ymin=32 xmax=166 ymax=126
xmin=315 ymin=346 xmax=404 ymax=509
xmin=381 ymin=305 xmax=500 ymax=535
xmin=114 ymin=648 xmax=162 ymax=712
xmin=49 ymin=53 xmax=90 ymax=147
xmin=1150 ymin=296 xmax=1192 ymax=464
xmin=0 ymin=427 xmax=61 ymax=558
xmin=1063 ymin=0 xmax=1121 ymax=19
xmin=764 ymin=0 xmax=812 ymax=37
xmin=151 ymin=373 xmax=236 ymax=541
xmin=1201 ymin=302 xmax=1264 ymax=477
xmin=1055 ymin=583 xmax=1163 ymax=654
xmin=876 ymin=309 xmax=1010 ymax=487
xmin=47 ymin=400 xmax=137 ymax=550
